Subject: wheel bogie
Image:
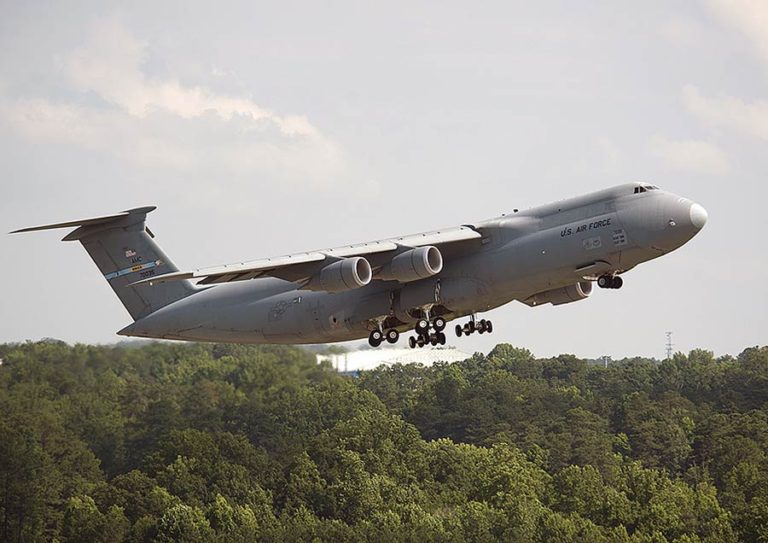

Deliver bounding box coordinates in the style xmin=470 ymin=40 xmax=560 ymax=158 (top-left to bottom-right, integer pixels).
xmin=456 ymin=317 xmax=493 ymax=337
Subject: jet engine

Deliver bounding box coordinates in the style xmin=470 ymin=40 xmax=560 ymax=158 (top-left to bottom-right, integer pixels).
xmin=378 ymin=246 xmax=443 ymax=283
xmin=523 ymin=281 xmax=593 ymax=307
xmin=311 ymin=257 xmax=372 ymax=292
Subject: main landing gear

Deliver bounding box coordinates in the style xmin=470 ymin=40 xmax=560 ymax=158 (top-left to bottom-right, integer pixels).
xmin=368 ymin=327 xmax=400 ymax=347
xmin=369 ymin=313 xmax=494 ymax=349
xmin=455 ymin=314 xmax=493 ymax=337
xmin=408 ymin=316 xmax=447 ymax=349
xmin=597 ymin=274 xmax=623 ymax=289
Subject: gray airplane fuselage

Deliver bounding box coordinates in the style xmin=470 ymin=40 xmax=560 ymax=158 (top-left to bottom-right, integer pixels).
xmin=119 ymin=183 xmax=707 ymax=344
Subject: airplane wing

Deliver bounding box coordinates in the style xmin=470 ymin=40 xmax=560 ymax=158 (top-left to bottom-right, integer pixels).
xmin=133 ymin=226 xmax=482 ymax=287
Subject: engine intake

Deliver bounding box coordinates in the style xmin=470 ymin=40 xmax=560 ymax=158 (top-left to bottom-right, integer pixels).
xmin=311 ymin=257 xmax=372 ymax=292
xmin=378 ymin=246 xmax=443 ymax=283
xmin=523 ymin=281 xmax=593 ymax=307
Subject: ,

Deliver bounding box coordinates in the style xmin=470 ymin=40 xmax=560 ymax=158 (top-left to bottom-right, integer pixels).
xmin=11 ymin=182 xmax=707 ymax=348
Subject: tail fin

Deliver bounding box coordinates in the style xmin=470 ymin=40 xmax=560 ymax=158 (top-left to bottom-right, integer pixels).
xmin=11 ymin=206 xmax=195 ymax=320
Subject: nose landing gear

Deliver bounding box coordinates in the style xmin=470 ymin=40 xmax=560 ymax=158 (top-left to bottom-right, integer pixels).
xmin=597 ymin=275 xmax=623 ymax=289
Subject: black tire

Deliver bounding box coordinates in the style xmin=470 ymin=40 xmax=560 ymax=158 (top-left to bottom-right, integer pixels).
xmin=386 ymin=329 xmax=399 ymax=344
xmin=612 ymin=276 xmax=623 ymax=289
xmin=430 ymin=335 xmax=438 ymax=346
xmin=598 ymin=276 xmax=610 ymax=288
xmin=408 ymin=336 xmax=416 ymax=349
xmin=455 ymin=324 xmax=463 ymax=337
xmin=486 ymin=320 xmax=493 ymax=334
xmin=438 ymin=332 xmax=446 ymax=345
xmin=433 ymin=317 xmax=446 ymax=331
xmin=417 ymin=337 xmax=425 ymax=348
xmin=368 ymin=333 xmax=382 ymax=348
xmin=416 ymin=319 xmax=429 ymax=333
xmin=468 ymin=321 xmax=476 ymax=333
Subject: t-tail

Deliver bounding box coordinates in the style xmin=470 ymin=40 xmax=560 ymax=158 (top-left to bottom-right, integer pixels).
xmin=10 ymin=206 xmax=195 ymax=320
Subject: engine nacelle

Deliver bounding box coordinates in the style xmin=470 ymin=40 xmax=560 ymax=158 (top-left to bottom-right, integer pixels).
xmin=523 ymin=281 xmax=593 ymax=307
xmin=311 ymin=257 xmax=372 ymax=292
xmin=378 ymin=246 xmax=443 ymax=283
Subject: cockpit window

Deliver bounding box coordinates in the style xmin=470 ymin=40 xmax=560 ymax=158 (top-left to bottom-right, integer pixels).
xmin=633 ymin=187 xmax=646 ymax=194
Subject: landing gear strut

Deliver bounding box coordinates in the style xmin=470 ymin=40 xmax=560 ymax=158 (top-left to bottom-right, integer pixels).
xmin=597 ymin=275 xmax=623 ymax=289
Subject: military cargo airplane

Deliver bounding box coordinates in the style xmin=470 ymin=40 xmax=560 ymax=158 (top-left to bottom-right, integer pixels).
xmin=12 ymin=183 xmax=707 ymax=348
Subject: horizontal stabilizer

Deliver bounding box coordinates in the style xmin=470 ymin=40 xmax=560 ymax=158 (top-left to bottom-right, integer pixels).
xmin=10 ymin=206 xmax=157 ymax=237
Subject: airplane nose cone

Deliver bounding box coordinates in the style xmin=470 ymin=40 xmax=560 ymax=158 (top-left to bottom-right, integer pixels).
xmin=689 ymin=203 xmax=708 ymax=229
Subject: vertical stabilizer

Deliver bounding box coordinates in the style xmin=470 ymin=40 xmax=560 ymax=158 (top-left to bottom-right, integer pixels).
xmin=11 ymin=207 xmax=196 ymax=320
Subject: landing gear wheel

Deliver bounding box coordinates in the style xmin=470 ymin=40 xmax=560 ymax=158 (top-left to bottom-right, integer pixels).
xmin=597 ymin=275 xmax=611 ymax=289
xmin=386 ymin=329 xmax=399 ymax=344
xmin=455 ymin=324 xmax=463 ymax=337
xmin=368 ymin=330 xmax=383 ymax=348
xmin=438 ymin=332 xmax=446 ymax=345
xmin=430 ymin=334 xmax=439 ymax=346
xmin=468 ymin=320 xmax=476 ymax=333
xmin=486 ymin=320 xmax=493 ymax=334
xmin=477 ymin=319 xmax=487 ymax=334
xmin=415 ymin=319 xmax=430 ymax=334
xmin=611 ymin=276 xmax=623 ymax=289
xmin=433 ymin=317 xmax=446 ymax=331
xmin=408 ymin=336 xmax=417 ymax=349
